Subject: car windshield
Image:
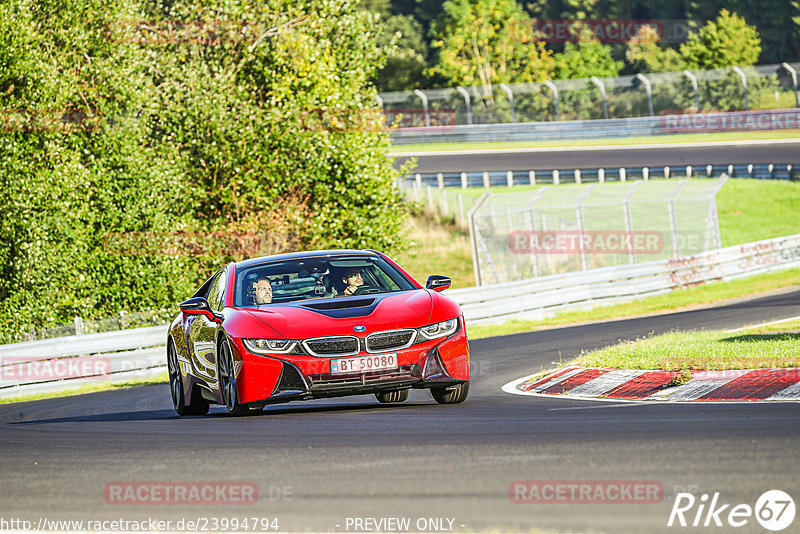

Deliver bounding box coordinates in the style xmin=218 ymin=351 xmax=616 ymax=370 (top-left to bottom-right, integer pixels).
xmin=234 ymin=255 xmax=416 ymax=306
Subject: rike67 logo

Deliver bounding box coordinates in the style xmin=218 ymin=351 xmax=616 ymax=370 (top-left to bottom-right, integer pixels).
xmin=668 ymin=490 xmax=795 ymax=531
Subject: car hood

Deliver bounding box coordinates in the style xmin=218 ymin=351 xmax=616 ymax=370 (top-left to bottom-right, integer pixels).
xmin=241 ymin=290 xmax=434 ymax=339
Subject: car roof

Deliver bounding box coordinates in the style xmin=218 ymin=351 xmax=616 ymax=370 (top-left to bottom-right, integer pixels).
xmin=235 ymin=249 xmax=381 ymax=269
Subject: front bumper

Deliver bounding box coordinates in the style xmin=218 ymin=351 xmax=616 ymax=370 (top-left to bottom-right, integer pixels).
xmin=232 ymin=317 xmax=470 ymax=405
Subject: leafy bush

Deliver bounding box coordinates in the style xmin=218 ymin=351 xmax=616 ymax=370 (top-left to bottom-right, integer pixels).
xmin=0 ymin=0 xmax=407 ymax=342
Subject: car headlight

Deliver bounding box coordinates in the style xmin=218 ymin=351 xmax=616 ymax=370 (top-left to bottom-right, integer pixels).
xmin=417 ymin=318 xmax=459 ymax=340
xmin=243 ymin=338 xmax=299 ymax=354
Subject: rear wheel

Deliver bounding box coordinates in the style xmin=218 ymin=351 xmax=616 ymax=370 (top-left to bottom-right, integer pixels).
xmin=218 ymin=337 xmax=253 ymax=416
xmin=167 ymin=341 xmax=209 ymax=416
xmin=376 ymin=389 xmax=410 ymax=403
xmin=431 ymin=381 xmax=469 ymax=404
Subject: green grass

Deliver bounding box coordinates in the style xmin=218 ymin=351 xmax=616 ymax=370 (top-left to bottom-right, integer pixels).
xmin=392 ymin=214 xmax=474 ymax=289
xmin=577 ymin=319 xmax=800 ymax=371
xmin=389 ymin=129 xmax=800 ymax=154
xmin=717 ymin=180 xmax=800 ymax=246
xmin=467 ymin=267 xmax=800 ymax=340
xmin=0 ymin=371 xmax=168 ymax=404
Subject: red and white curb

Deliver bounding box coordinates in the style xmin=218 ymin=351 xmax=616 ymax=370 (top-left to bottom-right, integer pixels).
xmin=502 ymin=366 xmax=800 ymax=402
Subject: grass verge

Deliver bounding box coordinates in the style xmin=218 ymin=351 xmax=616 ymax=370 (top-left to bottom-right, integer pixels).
xmin=466 ymin=267 xmax=800 ymax=340
xmin=0 ymin=371 xmax=168 ymax=404
xmin=389 ymin=130 xmax=800 ymax=154
xmin=577 ymin=319 xmax=800 ymax=371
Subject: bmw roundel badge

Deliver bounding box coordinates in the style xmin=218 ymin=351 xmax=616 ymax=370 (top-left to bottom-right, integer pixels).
xmin=353 ymin=325 xmax=366 ymax=332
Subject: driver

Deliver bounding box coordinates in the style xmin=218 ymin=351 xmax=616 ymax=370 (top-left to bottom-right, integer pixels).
xmin=252 ymin=277 xmax=273 ymax=305
xmin=341 ymin=268 xmax=364 ymax=296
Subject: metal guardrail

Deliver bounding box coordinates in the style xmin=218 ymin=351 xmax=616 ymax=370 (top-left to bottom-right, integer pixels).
xmin=403 ymin=163 xmax=799 ymax=190
xmin=402 ymin=163 xmax=798 ymax=231
xmin=446 ymin=233 xmax=800 ymax=324
xmin=0 ymin=326 xmax=168 ymax=400
xmin=389 ymin=109 xmax=800 ymax=145
xmin=1 ymin=233 xmax=798 ymax=398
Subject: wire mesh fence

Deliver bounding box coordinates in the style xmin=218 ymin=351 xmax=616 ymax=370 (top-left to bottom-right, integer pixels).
xmin=464 ymin=177 xmax=727 ymax=285
xmin=380 ymin=61 xmax=800 ymax=127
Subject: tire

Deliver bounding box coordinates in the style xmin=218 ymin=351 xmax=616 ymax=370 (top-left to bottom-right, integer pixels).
xmin=218 ymin=337 xmax=252 ymax=416
xmin=430 ymin=381 xmax=470 ymax=404
xmin=376 ymin=389 xmax=410 ymax=403
xmin=167 ymin=340 xmax=209 ymax=416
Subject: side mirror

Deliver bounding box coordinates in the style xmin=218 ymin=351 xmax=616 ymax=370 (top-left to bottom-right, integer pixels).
xmin=180 ymin=297 xmax=223 ymax=323
xmin=426 ymin=275 xmax=452 ymax=292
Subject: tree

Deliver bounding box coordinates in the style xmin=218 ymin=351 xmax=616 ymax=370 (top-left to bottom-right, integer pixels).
xmin=361 ymin=0 xmax=429 ymax=91
xmin=626 ymin=25 xmax=686 ymax=73
xmin=0 ymin=0 xmax=409 ymax=340
xmin=553 ymin=24 xmax=623 ymax=79
xmin=430 ymin=0 xmax=555 ymax=97
xmin=679 ymin=9 xmax=761 ymax=69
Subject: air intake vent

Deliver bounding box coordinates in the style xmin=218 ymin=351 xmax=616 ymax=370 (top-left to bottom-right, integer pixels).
xmin=303 ymin=336 xmax=359 ymax=357
xmin=302 ymin=298 xmax=375 ymax=310
xmin=366 ymin=329 xmax=416 ymax=353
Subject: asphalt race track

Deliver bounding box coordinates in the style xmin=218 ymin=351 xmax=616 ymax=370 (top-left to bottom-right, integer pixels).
xmin=392 ymin=139 xmax=800 ymax=174
xmin=1 ymin=289 xmax=799 ymax=533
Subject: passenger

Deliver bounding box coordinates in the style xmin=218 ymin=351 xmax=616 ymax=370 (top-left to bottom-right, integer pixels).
xmin=341 ymin=268 xmax=364 ymax=296
xmin=252 ymin=277 xmax=273 ymax=305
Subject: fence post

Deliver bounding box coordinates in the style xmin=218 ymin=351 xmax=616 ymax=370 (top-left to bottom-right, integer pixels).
xmin=635 ymin=74 xmax=654 ymax=116
xmin=426 ymin=186 xmax=434 ymax=211
xmin=461 ymin=172 xmax=468 ymax=189
xmin=415 ymin=173 xmax=422 ymax=189
xmin=437 ymin=173 xmax=444 ymax=189
xmin=441 ymin=189 xmax=449 ymax=216
xmin=507 ymin=170 xmax=514 ymax=188
xmin=529 ymin=170 xmax=536 ymax=185
xmin=590 ymin=77 xmax=609 ymax=120
xmin=683 ymin=70 xmax=700 ymax=111
xmin=574 ymin=169 xmax=581 ymax=185
xmin=598 ymin=168 xmax=605 ymax=183
xmin=458 ymin=193 xmax=465 ymax=227
xmin=413 ymin=89 xmax=430 ymax=127
xmin=686 ymin=165 xmax=693 ymax=178
xmin=544 ymin=80 xmax=561 ymax=121
xmin=664 ymin=166 xmax=670 ymax=179
xmin=499 ymin=83 xmax=516 ymax=122
xmin=782 ymin=63 xmax=799 ymax=108
xmin=456 ymin=86 xmax=473 ymax=125
xmin=483 ymin=171 xmax=490 ymax=189
xmin=620 ymin=167 xmax=626 ymax=182
xmin=552 ymin=169 xmax=560 ymax=185
xmin=74 ymin=316 xmax=84 ymax=336
xmin=731 ymin=66 xmax=749 ymax=111
xmin=643 ymin=167 xmax=649 ymax=181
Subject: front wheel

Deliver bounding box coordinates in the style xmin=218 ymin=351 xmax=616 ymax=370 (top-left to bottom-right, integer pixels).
xmin=218 ymin=337 xmax=253 ymax=416
xmin=431 ymin=381 xmax=469 ymax=404
xmin=167 ymin=340 xmax=208 ymax=416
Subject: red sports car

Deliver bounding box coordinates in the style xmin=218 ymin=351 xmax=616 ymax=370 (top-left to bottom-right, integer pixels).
xmin=167 ymin=250 xmax=470 ymax=415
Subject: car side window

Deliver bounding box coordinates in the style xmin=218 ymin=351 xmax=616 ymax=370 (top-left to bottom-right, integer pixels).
xmin=207 ymin=270 xmax=227 ymax=312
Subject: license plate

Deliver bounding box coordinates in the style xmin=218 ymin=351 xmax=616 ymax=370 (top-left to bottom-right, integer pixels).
xmin=330 ymin=353 xmax=398 ymax=374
